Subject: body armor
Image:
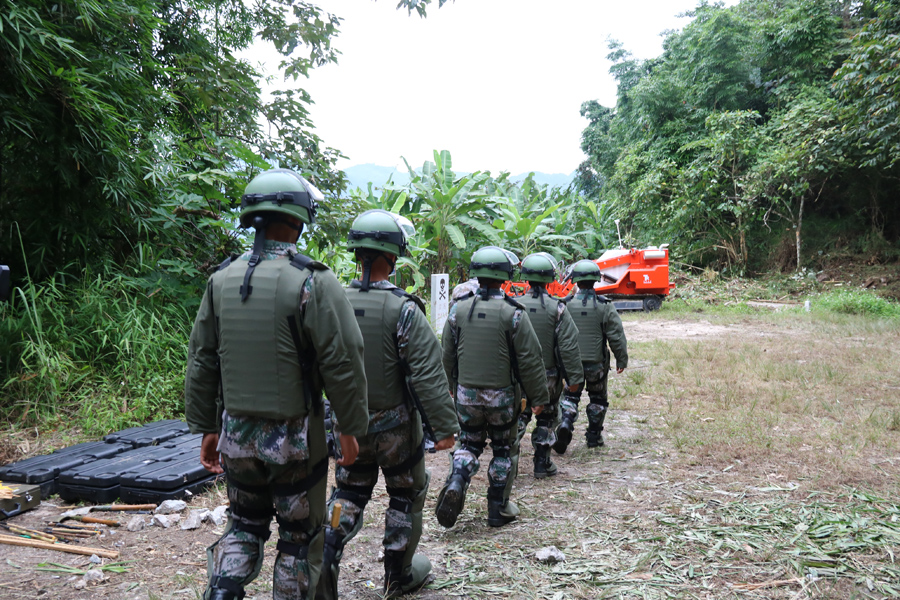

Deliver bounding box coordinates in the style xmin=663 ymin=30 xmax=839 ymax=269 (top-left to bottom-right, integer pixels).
xmin=455 ymin=295 xmax=518 ymax=389
xmin=211 ymin=257 xmax=319 ymax=419
xmin=518 ymin=293 xmax=559 ymax=370
xmin=567 ymin=293 xmax=610 ymax=364
xmin=344 ymin=287 xmax=408 ymax=411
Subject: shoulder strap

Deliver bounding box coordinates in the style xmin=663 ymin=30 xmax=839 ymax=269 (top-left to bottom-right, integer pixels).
xmin=390 ymin=288 xmax=426 ymax=315
xmin=503 ymin=294 xmax=525 ymax=310
xmin=597 ymin=294 xmax=611 ymax=304
xmin=216 ymin=253 xmax=238 ymax=272
xmin=289 ymin=252 xmax=328 ymax=272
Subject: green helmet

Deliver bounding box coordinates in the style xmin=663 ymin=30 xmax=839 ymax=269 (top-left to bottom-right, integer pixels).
xmin=240 ymin=168 xmax=323 ymax=227
xmin=521 ymin=252 xmax=558 ymax=283
xmin=570 ymin=259 xmax=602 ymax=283
xmin=469 ymin=246 xmax=519 ymax=281
xmin=346 ymin=209 xmax=415 ymax=257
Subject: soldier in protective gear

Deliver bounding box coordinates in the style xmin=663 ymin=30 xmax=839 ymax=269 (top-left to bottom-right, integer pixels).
xmin=515 ymin=253 xmax=584 ymax=478
xmin=554 ymin=259 xmax=628 ymax=452
xmin=436 ymin=246 xmax=549 ymax=528
xmin=451 ymin=277 xmax=479 ymax=305
xmin=185 ymin=168 xmax=369 ymax=600
xmin=316 ymin=210 xmax=459 ymax=600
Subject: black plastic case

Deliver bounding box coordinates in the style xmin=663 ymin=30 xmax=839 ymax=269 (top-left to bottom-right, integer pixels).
xmin=103 ymin=419 xmax=190 ymax=448
xmin=57 ymin=434 xmax=202 ymax=503
xmin=0 ymin=441 xmax=132 ymax=498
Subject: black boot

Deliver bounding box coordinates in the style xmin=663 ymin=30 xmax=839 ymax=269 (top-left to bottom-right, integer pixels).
xmin=552 ymin=416 xmax=574 ymax=454
xmin=383 ymin=550 xmax=411 ymax=598
xmin=207 ymin=576 xmax=243 ymax=600
xmin=586 ymin=404 xmax=607 ymax=448
xmin=533 ymin=445 xmax=558 ymax=479
xmin=435 ymin=470 xmax=469 ymax=528
xmin=487 ymin=485 xmax=517 ymax=528
xmin=585 ymin=428 xmax=604 ymax=448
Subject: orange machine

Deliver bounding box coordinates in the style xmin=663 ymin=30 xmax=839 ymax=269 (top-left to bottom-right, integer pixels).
xmin=504 ymin=245 xmax=676 ymax=312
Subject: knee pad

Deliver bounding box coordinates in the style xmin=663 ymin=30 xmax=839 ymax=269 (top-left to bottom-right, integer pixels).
xmin=206 ymin=512 xmax=269 ymax=598
xmin=531 ymin=425 xmax=551 ymax=446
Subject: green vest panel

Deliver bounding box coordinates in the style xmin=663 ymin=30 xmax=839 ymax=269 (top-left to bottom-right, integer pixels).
xmin=344 ymin=288 xmax=406 ymax=411
xmin=456 ymin=296 xmax=515 ymax=388
xmin=569 ymin=296 xmax=607 ymax=364
xmin=518 ymin=294 xmax=558 ymax=370
xmin=211 ymin=259 xmax=313 ymax=419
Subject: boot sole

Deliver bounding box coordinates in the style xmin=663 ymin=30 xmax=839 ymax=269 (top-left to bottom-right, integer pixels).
xmin=436 ymin=488 xmax=464 ymax=528
xmin=534 ymin=469 xmax=557 ymax=479
xmin=487 ymin=516 xmax=516 ymax=527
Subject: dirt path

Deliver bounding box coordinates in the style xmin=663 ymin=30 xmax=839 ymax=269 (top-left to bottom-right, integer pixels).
xmin=1 ymin=318 xmax=896 ymax=599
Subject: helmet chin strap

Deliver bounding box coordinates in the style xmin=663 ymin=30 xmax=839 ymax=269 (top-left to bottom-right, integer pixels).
xmin=531 ymin=284 xmax=546 ymax=308
xmin=360 ymin=255 xmax=373 ymax=292
xmin=359 ymin=253 xmax=396 ymax=292
xmin=240 ymin=215 xmax=268 ymax=302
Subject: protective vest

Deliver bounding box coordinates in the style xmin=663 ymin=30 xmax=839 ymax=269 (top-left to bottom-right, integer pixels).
xmin=567 ymin=292 xmax=609 ymax=364
xmin=210 ymin=255 xmax=322 ymax=419
xmin=455 ymin=295 xmax=518 ymax=388
xmin=344 ymin=287 xmax=411 ymax=411
xmin=518 ymin=293 xmax=558 ymax=370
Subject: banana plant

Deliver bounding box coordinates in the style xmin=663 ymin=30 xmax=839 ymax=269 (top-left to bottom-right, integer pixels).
xmin=402 ymin=150 xmax=491 ymax=276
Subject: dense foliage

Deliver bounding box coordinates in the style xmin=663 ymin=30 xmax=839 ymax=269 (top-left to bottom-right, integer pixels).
xmin=0 ymin=0 xmax=443 ymax=428
xmin=346 ymin=150 xmax=612 ymax=289
xmin=577 ymin=0 xmax=900 ymax=274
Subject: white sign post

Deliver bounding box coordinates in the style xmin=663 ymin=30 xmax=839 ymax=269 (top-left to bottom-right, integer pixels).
xmin=430 ymin=274 xmax=449 ymax=334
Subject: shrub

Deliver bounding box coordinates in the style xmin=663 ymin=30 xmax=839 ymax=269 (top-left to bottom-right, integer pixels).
xmin=813 ymin=288 xmax=900 ymax=318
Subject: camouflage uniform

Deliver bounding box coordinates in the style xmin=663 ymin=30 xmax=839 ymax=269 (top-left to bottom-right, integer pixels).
xmin=186 ymin=241 xmax=368 ymax=600
xmin=318 ymin=280 xmax=458 ymax=599
xmin=451 ymin=278 xmax=480 ymax=305
xmin=437 ymin=289 xmax=549 ymax=527
xmin=556 ymin=288 xmax=628 ymax=450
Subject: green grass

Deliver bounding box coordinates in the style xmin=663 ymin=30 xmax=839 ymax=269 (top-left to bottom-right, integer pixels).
xmin=812 ymin=288 xmax=900 ymax=318
xmin=0 ymin=268 xmax=192 ymax=435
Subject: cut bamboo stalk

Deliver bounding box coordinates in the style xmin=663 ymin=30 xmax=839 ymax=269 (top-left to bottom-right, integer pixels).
xmin=0 ymin=533 xmax=118 ymax=559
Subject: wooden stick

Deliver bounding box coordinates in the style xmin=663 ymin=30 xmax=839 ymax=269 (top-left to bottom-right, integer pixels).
xmin=3 ymin=525 xmax=57 ymax=543
xmin=0 ymin=534 xmax=118 ymax=559
xmin=92 ymin=504 xmax=158 ymax=512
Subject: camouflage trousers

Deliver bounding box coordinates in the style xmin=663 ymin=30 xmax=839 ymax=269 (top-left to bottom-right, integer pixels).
xmin=329 ymin=403 xmax=428 ymax=571
xmin=209 ymin=452 xmax=327 ymax=600
xmin=451 ymin=385 xmax=518 ymax=501
xmin=560 ymin=361 xmax=609 ymax=432
xmin=518 ymin=368 xmax=563 ymax=450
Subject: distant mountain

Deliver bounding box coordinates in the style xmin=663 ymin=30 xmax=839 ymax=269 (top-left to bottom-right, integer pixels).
xmin=342 ymin=163 xmax=575 ymax=193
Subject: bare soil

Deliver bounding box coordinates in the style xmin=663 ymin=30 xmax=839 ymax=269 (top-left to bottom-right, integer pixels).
xmin=1 ymin=315 xmax=898 ymax=599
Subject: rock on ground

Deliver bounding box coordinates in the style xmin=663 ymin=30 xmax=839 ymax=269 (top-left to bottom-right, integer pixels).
xmin=155 ymin=499 xmax=188 ymax=514
xmin=126 ymin=516 xmax=146 ymax=532
xmin=210 ymin=505 xmax=229 ymax=526
xmin=152 ymin=514 xmax=174 ymax=528
xmin=535 ymin=546 xmax=565 ymax=564
xmin=181 ymin=509 xmax=211 ymax=530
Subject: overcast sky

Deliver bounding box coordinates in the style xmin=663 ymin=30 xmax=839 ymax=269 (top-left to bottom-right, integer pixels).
xmin=246 ymin=0 xmax=737 ymax=175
